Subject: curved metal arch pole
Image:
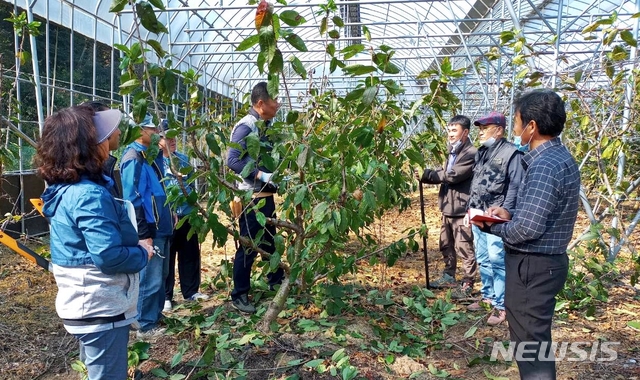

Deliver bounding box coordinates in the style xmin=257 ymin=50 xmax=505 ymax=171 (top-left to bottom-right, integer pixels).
xmin=551 ymin=0 xmax=564 ymax=88
xmin=92 ymin=0 xmax=105 ymax=100
xmin=444 ymin=0 xmax=490 ymax=108
xmin=45 ymin=0 xmax=51 ymax=116
xmin=25 ymin=0 xmax=44 ymax=132
xmin=68 ymin=1 xmax=75 ymax=105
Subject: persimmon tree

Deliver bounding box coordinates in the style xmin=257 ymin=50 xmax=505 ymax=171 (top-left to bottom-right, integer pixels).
xmin=110 ymin=0 xmax=457 ymax=332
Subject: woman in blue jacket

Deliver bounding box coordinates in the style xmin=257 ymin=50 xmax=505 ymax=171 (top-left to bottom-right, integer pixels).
xmin=35 ymin=106 xmax=153 ymax=380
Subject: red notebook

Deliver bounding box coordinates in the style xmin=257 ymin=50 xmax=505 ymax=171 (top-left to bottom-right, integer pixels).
xmin=468 ymin=208 xmax=508 ymax=223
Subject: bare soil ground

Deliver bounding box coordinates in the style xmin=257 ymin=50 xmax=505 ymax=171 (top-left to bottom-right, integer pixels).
xmin=1 ymin=187 xmax=639 ymax=379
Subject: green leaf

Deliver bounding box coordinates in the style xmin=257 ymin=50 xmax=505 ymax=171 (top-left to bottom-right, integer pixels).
xmin=290 ymin=57 xmax=307 ymax=79
xmin=328 ymin=30 xmax=340 ymax=39
xmin=259 ymin=26 xmax=277 ymax=64
xmin=245 ymin=133 xmax=260 ymax=158
xmin=136 ymin=2 xmax=168 ymax=34
xmin=329 ymin=57 xmax=338 ymax=73
xmin=205 ymin=133 xmax=221 ymax=156
xmin=312 ymin=202 xmax=329 ymax=223
xmin=286 ymin=110 xmax=300 ymax=124
xmin=362 ymin=86 xmax=378 ymax=106
xmin=343 ymin=64 xmax=377 ymax=76
xmin=345 ymin=88 xmax=364 ymax=102
xmin=146 ymin=39 xmax=167 ymax=57
xmin=320 ymin=17 xmax=328 ymax=35
xmin=362 ymin=25 xmax=371 ymax=41
xmin=237 ymin=34 xmax=260 ymax=51
xmin=380 ymin=61 xmax=401 ymax=74
xmin=341 ymin=44 xmax=365 ymax=60
xmin=326 ymin=43 xmax=336 ymax=57
xmin=627 ymin=321 xmax=640 ymax=331
xmin=621 ymin=30 xmax=638 ymax=47
xmin=285 ymin=33 xmax=308 ymax=52
xmin=120 ymin=78 xmax=141 ymax=88
xmin=463 ymin=326 xmax=477 ymax=338
xmin=280 ymin=10 xmax=306 ymax=26
xmin=148 ymin=0 xmax=166 ymax=10
xmin=269 ymin=48 xmax=284 ymax=73
xmin=267 ymin=74 xmax=279 ymax=98
xmin=294 ymin=186 xmax=307 ymax=206
xmin=332 ymin=15 xmax=344 ymax=27
xmin=256 ymin=211 xmax=267 ymax=226
xmin=483 ymin=369 xmax=510 ymax=380
xmin=109 ymin=0 xmax=129 ymax=13
xmin=305 ymin=359 xmax=325 ymax=368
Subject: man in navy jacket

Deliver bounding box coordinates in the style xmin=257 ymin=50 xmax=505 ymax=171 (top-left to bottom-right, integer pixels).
xmin=226 ymin=82 xmax=284 ymax=314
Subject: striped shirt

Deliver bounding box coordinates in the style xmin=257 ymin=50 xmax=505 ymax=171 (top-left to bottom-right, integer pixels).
xmin=491 ymin=137 xmax=580 ymax=255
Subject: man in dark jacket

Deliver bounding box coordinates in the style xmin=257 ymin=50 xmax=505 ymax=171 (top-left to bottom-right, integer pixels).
xmin=418 ymin=115 xmax=477 ymax=295
xmin=226 ymin=82 xmax=284 ymax=314
xmin=466 ymin=112 xmax=523 ymax=325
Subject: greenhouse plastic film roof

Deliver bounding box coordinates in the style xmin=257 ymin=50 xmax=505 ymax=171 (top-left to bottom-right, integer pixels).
xmin=4 ymin=0 xmax=639 ymax=116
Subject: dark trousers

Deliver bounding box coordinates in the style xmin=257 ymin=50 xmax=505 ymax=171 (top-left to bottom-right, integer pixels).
xmin=440 ymin=215 xmax=476 ymax=284
xmin=231 ymin=195 xmax=284 ymax=300
xmin=165 ymin=219 xmax=201 ymax=300
xmin=505 ymin=249 xmax=568 ymax=380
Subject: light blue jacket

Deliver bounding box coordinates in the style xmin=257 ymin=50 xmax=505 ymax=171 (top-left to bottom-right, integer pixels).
xmin=41 ymin=177 xmax=148 ymax=331
xmin=163 ymin=150 xmax=194 ymax=217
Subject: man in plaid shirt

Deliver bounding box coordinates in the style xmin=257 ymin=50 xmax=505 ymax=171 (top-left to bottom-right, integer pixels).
xmin=473 ymin=89 xmax=580 ymax=380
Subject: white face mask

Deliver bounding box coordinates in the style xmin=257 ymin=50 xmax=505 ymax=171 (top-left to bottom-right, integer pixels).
xmin=450 ymin=139 xmax=462 ymax=152
xmin=481 ymin=137 xmax=496 ymax=148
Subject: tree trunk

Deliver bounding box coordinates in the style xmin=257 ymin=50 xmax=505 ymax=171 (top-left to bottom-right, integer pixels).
xmin=258 ymin=276 xmax=291 ymax=334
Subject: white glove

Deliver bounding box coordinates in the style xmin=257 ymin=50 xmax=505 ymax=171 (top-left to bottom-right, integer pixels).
xmin=258 ymin=171 xmax=274 ymax=184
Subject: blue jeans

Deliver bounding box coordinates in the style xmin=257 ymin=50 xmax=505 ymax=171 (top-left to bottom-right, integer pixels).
xmin=77 ymin=325 xmax=130 ymax=380
xmin=472 ymin=225 xmax=506 ymax=310
xmin=137 ymin=236 xmax=169 ymax=331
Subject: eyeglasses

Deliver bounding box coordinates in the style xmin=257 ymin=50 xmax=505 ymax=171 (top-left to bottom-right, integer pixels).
xmin=478 ymin=125 xmax=497 ymax=133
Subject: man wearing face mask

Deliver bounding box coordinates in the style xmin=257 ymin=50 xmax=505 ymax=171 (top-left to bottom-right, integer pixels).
xmin=417 ymin=115 xmax=477 ymax=293
xmin=473 ymin=90 xmax=580 ymax=380
xmin=466 ymin=112 xmax=523 ymax=325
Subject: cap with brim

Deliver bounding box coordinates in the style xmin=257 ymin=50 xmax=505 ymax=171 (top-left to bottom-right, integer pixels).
xmin=94 ymin=109 xmax=121 ymax=144
xmin=474 ymin=111 xmax=506 ymax=128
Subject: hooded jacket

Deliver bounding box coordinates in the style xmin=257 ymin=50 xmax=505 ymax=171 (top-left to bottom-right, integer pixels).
xmin=421 ymin=138 xmax=477 ymax=217
xmin=41 ymin=176 xmax=148 ymax=333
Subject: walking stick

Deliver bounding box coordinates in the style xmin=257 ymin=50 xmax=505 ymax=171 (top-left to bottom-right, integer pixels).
xmin=418 ymin=180 xmax=430 ymax=288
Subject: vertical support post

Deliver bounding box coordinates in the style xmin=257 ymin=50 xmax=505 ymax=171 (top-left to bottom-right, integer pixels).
xmin=418 ymin=180 xmax=430 ymax=288
xmin=25 ymin=1 xmax=44 ymax=133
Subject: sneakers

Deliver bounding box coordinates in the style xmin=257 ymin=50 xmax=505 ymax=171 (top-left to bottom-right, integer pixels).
xmin=232 ymin=294 xmax=256 ymax=314
xmin=450 ymin=282 xmax=473 ymax=299
xmin=430 ymin=273 xmax=457 ymax=289
xmin=186 ymin=292 xmax=210 ymax=301
xmin=136 ymin=326 xmax=166 ymax=340
xmin=487 ymin=309 xmax=507 ymax=326
xmin=467 ymin=298 xmax=492 ymax=311
xmin=163 ymin=300 xmax=172 ymax=312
